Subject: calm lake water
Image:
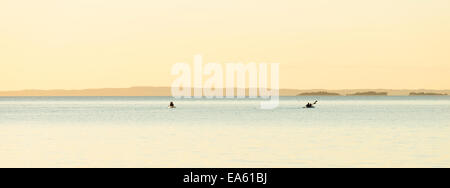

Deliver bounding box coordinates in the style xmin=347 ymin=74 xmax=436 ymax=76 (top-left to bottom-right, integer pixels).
xmin=1 ymin=96 xmax=449 ymax=167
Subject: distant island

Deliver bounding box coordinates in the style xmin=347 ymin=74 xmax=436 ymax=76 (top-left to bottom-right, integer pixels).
xmin=348 ymin=91 xmax=388 ymax=96
xmin=297 ymin=91 xmax=341 ymax=96
xmin=410 ymin=92 xmax=448 ymax=96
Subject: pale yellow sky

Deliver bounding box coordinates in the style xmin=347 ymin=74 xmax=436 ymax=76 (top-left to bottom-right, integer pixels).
xmin=1 ymin=0 xmax=449 ymax=90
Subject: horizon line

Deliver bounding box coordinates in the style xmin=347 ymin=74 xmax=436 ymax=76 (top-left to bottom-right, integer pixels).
xmin=1 ymin=86 xmax=450 ymax=92
xmin=0 ymin=86 xmax=449 ymax=97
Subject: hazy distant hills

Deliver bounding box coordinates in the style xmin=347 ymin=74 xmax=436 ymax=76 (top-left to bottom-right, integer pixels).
xmin=0 ymin=87 xmax=448 ymax=96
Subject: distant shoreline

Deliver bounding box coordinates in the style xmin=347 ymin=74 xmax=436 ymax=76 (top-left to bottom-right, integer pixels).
xmin=0 ymin=87 xmax=449 ymax=97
